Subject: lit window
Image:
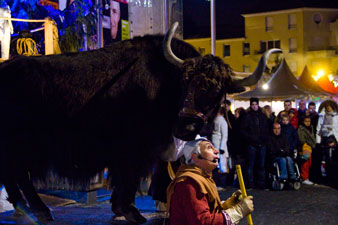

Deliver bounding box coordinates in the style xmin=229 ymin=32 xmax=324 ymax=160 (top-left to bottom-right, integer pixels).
xmin=260 ymin=41 xmax=267 ymax=52
xmin=288 ymin=14 xmax=296 ymax=29
xmin=268 ymin=40 xmax=274 ymax=49
xmin=265 ymin=17 xmax=273 ymax=31
xmin=223 ymin=45 xmax=230 ymax=57
xmin=289 ymin=38 xmax=297 ymax=53
xmin=260 ymin=40 xmax=280 ymax=52
xmin=243 ymin=43 xmax=250 ymax=55
xmin=275 ymin=40 xmax=280 ymax=49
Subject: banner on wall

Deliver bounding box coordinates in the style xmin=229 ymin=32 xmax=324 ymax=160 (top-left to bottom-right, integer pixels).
xmin=102 ymin=0 xmax=128 ymax=46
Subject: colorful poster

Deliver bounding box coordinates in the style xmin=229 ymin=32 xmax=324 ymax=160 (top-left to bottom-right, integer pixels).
xmin=102 ymin=0 xmax=129 ymax=46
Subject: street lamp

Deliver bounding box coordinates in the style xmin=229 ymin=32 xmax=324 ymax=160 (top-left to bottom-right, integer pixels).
xmin=262 ymin=84 xmax=269 ymax=90
xmin=312 ymin=69 xmax=325 ymax=81
xmin=317 ymin=70 xmax=325 ymax=77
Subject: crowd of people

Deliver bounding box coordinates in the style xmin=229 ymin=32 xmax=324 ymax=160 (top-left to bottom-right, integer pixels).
xmin=160 ymin=98 xmax=337 ymax=225
xmin=210 ymin=98 xmax=338 ymax=190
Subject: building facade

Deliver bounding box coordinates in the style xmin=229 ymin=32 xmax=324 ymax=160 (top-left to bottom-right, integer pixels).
xmin=185 ymin=7 xmax=338 ymax=78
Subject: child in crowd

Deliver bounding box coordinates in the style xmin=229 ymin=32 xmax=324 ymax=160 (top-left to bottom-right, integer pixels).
xmin=276 ymin=110 xmax=287 ymax=124
xmin=288 ymin=109 xmax=298 ymax=129
xmin=280 ymin=115 xmax=299 ymax=153
xmin=297 ymin=116 xmax=315 ymax=185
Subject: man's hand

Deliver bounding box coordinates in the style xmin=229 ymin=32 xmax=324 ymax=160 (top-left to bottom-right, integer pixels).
xmin=224 ymin=196 xmax=254 ymax=224
xmin=222 ymin=190 xmax=242 ymax=209
xmin=237 ymin=196 xmax=254 ymax=217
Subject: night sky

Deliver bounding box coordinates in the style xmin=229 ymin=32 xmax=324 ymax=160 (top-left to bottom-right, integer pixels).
xmin=183 ymin=0 xmax=338 ymax=39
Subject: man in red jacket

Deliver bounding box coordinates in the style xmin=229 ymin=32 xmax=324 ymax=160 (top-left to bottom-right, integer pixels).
xmin=167 ymin=136 xmax=253 ymax=225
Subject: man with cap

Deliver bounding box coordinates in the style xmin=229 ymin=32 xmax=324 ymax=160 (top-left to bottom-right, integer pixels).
xmin=240 ymin=97 xmax=269 ymax=189
xmin=167 ymin=136 xmax=254 ymax=225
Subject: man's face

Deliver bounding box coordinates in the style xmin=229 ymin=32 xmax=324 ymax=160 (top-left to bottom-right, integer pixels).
xmin=299 ymin=100 xmax=306 ymax=111
xmin=195 ymin=141 xmax=219 ymax=172
xmin=110 ymin=1 xmax=120 ymax=39
xmin=308 ymin=105 xmax=316 ymax=112
xmin=304 ymin=118 xmax=311 ymax=127
xmin=284 ymin=102 xmax=291 ymax=111
xmin=282 ymin=117 xmax=289 ymax=125
xmin=273 ymin=123 xmax=281 ymax=136
xmin=251 ymin=102 xmax=259 ymax=111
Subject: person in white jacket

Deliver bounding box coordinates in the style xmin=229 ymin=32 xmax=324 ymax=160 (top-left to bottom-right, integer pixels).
xmin=316 ymin=99 xmax=338 ymax=179
xmin=211 ymin=106 xmax=229 ymax=190
xmin=316 ymin=100 xmax=338 ymax=145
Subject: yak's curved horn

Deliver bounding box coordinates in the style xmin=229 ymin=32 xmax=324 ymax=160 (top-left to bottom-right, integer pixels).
xmin=233 ymin=48 xmax=283 ymax=86
xmin=163 ymin=22 xmax=184 ymax=67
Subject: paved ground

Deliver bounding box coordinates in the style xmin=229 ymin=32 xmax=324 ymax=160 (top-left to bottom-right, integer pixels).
xmin=0 ymin=184 xmax=337 ymax=225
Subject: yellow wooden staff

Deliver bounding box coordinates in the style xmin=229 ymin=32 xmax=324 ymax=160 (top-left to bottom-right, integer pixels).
xmin=236 ymin=164 xmax=253 ymax=225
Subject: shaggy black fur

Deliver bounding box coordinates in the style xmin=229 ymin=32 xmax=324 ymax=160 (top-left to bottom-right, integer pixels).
xmin=0 ymin=34 xmax=242 ymax=222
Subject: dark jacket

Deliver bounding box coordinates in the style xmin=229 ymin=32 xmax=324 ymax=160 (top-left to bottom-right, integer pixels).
xmin=309 ymin=111 xmax=319 ymax=134
xmin=232 ymin=112 xmax=246 ymax=157
xmin=281 ymin=123 xmax=299 ymax=151
xmin=298 ymin=108 xmax=307 ymax=124
xmin=266 ymin=113 xmax=276 ymax=133
xmin=267 ymin=133 xmax=291 ymax=159
xmin=241 ymin=107 xmax=269 ymax=147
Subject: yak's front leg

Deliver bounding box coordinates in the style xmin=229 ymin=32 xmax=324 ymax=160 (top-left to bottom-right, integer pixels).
xmin=3 ymin=179 xmax=30 ymax=217
xmin=110 ymin=180 xmax=146 ymax=224
xmin=18 ymin=173 xmax=54 ymax=222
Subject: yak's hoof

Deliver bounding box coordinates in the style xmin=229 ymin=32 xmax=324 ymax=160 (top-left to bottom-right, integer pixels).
xmin=35 ymin=210 xmax=55 ymax=222
xmin=113 ymin=205 xmax=147 ymax=224
xmin=12 ymin=203 xmax=31 ymax=217
xmin=12 ymin=208 xmax=27 ymax=218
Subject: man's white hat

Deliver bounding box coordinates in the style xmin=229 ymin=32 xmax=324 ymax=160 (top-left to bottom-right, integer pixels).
xmin=182 ymin=135 xmax=208 ymax=164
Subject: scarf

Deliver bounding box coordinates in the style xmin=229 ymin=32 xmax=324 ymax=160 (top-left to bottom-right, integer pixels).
xmin=166 ymin=164 xmax=223 ymax=213
xmin=304 ymin=124 xmax=312 ymax=133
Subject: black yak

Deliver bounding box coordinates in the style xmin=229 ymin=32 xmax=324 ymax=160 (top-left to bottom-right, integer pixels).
xmin=0 ymin=22 xmax=281 ymax=223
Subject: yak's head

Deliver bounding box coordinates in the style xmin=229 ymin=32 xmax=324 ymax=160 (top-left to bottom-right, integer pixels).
xmin=164 ymin=22 xmax=282 ymax=141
